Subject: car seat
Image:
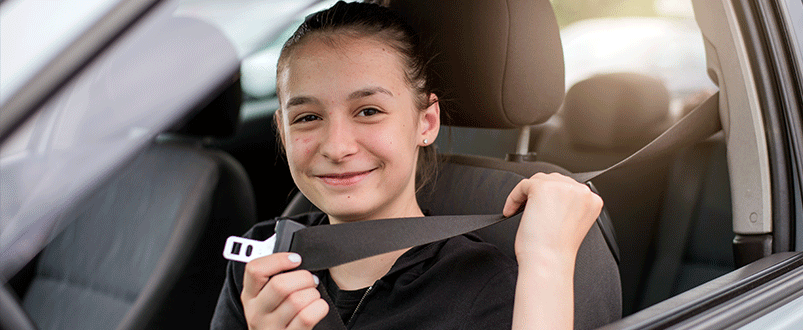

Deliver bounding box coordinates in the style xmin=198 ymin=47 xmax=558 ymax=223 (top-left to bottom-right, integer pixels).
xmin=537 ymin=73 xmax=672 ymax=172
xmin=283 ymin=0 xmax=622 ymax=328
xmin=638 ymin=131 xmax=733 ymax=309
xmin=536 ymin=72 xmax=675 ymax=314
xmin=15 ymin=19 xmax=257 ymax=330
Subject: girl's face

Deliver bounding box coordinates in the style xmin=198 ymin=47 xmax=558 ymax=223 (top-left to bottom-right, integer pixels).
xmin=277 ymin=35 xmax=439 ymax=223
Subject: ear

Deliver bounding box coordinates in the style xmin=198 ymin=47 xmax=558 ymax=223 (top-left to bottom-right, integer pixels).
xmin=418 ymin=94 xmax=440 ymax=146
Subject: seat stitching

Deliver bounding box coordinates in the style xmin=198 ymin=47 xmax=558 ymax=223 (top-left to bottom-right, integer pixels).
xmin=32 ymin=271 xmax=139 ymax=303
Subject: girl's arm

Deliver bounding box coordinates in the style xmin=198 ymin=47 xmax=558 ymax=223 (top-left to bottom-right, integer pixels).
xmin=503 ymin=173 xmax=603 ymax=330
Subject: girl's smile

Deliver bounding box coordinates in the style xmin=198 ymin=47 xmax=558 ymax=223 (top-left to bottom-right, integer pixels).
xmin=315 ymin=168 xmax=376 ymax=187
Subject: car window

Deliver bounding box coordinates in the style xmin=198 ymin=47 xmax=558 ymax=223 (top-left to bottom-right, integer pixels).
xmin=560 ymin=11 xmax=716 ymax=118
xmin=0 ymin=0 xmax=123 ymax=107
xmin=175 ymin=0 xmax=339 ymax=113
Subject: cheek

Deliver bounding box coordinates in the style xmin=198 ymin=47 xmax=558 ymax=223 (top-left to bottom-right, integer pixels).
xmin=294 ymin=138 xmax=313 ymax=154
xmin=364 ymin=124 xmax=415 ymax=158
xmin=286 ymin=136 xmax=316 ymax=166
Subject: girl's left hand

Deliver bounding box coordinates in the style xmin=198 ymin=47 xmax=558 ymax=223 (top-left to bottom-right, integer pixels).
xmin=503 ymin=172 xmax=603 ymax=265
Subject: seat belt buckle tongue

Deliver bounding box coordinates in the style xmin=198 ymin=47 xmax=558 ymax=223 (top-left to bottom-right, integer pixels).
xmin=223 ymin=219 xmax=307 ymax=263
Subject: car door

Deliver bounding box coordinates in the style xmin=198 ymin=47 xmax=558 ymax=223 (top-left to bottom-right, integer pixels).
xmin=600 ymin=0 xmax=803 ymax=328
xmin=0 ymin=0 xmax=323 ymax=328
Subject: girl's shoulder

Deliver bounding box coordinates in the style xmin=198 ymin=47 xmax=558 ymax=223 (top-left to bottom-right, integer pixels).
xmin=439 ymin=234 xmax=518 ymax=272
xmin=241 ymin=212 xmax=328 ymax=240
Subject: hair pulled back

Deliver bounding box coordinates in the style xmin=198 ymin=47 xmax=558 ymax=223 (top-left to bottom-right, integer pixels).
xmin=276 ymin=1 xmax=439 ymax=194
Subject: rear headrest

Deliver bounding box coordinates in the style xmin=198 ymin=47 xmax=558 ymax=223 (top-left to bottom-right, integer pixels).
xmin=563 ymin=72 xmax=671 ymax=150
xmin=387 ymin=0 xmax=564 ymax=128
xmin=173 ymin=75 xmax=242 ymax=139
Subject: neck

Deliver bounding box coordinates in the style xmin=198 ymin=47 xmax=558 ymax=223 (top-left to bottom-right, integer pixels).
xmin=328 ymin=247 xmax=410 ymax=290
xmin=327 ymin=196 xmax=424 ymax=290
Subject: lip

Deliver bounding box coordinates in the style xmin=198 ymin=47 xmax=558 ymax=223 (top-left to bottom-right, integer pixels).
xmin=315 ymin=169 xmax=375 ymax=186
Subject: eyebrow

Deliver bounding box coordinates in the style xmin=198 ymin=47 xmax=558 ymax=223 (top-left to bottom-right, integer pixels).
xmin=285 ymin=96 xmax=318 ymax=108
xmin=285 ymin=86 xmax=394 ymax=108
xmin=348 ymin=86 xmax=394 ymax=100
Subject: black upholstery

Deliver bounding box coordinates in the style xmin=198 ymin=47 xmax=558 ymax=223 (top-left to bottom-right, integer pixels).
xmin=19 ymin=25 xmax=256 ymax=328
xmin=21 ymin=142 xmax=256 ymax=329
xmin=638 ymin=134 xmax=733 ymax=309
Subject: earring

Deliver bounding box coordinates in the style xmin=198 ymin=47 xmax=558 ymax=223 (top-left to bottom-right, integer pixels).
xmin=423 ymin=139 xmax=429 ymax=145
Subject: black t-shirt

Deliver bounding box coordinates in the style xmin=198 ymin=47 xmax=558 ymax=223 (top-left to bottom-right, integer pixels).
xmin=210 ymin=212 xmax=518 ymax=330
xmin=320 ymin=270 xmax=369 ymax=324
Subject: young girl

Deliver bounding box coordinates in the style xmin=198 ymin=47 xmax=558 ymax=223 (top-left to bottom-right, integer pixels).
xmin=212 ymin=2 xmax=602 ymax=329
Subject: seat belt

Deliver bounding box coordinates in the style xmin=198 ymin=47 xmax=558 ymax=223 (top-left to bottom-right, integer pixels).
xmin=224 ymin=92 xmax=721 ymax=272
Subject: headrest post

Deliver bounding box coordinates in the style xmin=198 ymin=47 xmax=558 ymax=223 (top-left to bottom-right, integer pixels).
xmin=516 ymin=126 xmax=531 ymax=155
xmin=505 ymin=126 xmax=537 ymax=163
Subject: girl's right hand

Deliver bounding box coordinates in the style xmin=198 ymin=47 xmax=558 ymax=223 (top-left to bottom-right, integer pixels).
xmin=241 ymin=253 xmax=329 ymax=330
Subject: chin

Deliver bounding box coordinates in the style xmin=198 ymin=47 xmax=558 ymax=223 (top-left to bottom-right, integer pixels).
xmin=316 ymin=197 xmax=378 ymax=223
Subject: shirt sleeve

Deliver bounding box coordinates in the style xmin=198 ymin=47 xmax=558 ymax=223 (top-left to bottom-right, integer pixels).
xmin=462 ymin=266 xmax=518 ymax=330
xmin=210 ymin=259 xmax=248 ymax=330
xmin=210 ymin=219 xmax=281 ymax=330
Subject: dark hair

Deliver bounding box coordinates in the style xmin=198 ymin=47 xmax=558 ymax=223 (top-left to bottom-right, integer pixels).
xmin=276 ymin=1 xmax=439 ymax=194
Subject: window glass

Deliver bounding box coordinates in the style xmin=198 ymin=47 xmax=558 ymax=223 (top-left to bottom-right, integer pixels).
xmin=175 ymin=0 xmax=340 ymax=104
xmin=556 ymin=0 xmax=716 ymax=117
xmin=0 ymin=0 xmax=122 ymax=106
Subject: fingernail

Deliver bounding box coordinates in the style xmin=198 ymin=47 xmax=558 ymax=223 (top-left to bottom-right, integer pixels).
xmin=288 ymin=253 xmax=302 ymax=264
xmin=313 ymin=275 xmax=320 ymax=285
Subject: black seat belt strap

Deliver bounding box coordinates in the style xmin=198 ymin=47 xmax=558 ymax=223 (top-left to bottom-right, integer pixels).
xmin=292 ymin=213 xmax=508 ymax=270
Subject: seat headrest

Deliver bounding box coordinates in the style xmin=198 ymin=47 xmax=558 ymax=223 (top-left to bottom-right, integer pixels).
xmin=173 ymin=75 xmax=242 ymax=139
xmin=563 ymin=72 xmax=671 ymax=150
xmin=387 ymin=0 xmax=564 ymax=128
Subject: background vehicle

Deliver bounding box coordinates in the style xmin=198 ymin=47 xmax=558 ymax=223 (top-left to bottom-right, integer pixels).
xmin=1 ymin=0 xmax=802 ymax=329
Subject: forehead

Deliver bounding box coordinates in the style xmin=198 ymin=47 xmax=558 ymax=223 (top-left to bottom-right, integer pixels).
xmin=278 ymin=35 xmax=409 ymax=97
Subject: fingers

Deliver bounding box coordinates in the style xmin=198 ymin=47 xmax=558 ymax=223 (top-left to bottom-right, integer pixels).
xmin=503 ymin=172 xmax=584 ymax=217
xmin=256 ymin=270 xmax=320 ymax=313
xmin=503 ymin=179 xmax=531 ymax=217
xmin=286 ymin=298 xmax=330 ymax=330
xmin=242 ymin=253 xmax=303 ymax=300
xmin=241 ymin=252 xmax=326 ymax=330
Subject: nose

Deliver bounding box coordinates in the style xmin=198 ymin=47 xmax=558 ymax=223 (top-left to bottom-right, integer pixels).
xmin=319 ymin=116 xmax=359 ymax=162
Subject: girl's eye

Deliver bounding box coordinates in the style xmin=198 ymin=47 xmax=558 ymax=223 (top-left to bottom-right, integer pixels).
xmin=358 ymin=108 xmax=380 ymax=117
xmin=294 ymin=114 xmax=321 ymax=123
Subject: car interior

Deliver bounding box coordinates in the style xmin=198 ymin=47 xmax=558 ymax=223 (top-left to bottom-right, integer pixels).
xmin=3 ymin=0 xmax=745 ymax=329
